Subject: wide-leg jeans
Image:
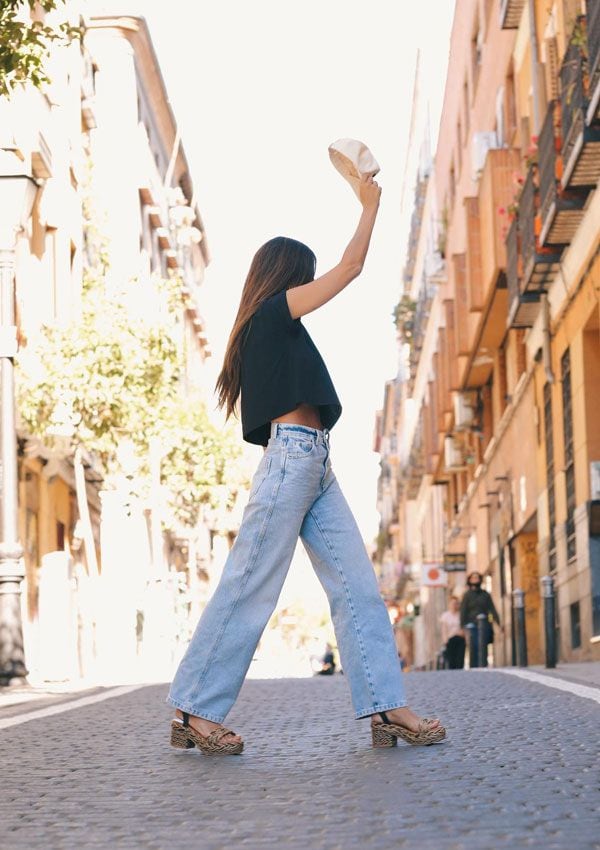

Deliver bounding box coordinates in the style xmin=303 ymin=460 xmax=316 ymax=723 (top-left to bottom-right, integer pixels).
xmin=167 ymin=422 xmax=407 ymax=722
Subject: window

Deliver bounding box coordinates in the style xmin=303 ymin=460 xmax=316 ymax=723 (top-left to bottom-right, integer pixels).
xmin=495 ymin=86 xmax=505 ymax=147
xmin=471 ymin=15 xmax=483 ymax=94
xmin=498 ymin=343 xmax=508 ymax=414
xmin=457 ymin=118 xmax=463 ymax=173
xmin=544 ymin=382 xmax=557 ymax=572
xmin=484 ymin=0 xmax=494 ymax=37
xmin=515 ymin=329 xmax=527 ymax=379
xmin=505 ymin=64 xmax=517 ymax=143
xmin=56 ymin=521 xmax=65 ymax=551
xmin=561 ymin=348 xmax=576 ymax=561
xmin=463 ymin=79 xmax=470 ymax=136
xmin=570 ymin=600 xmax=581 ymax=649
xmin=449 ymin=162 xmax=456 ymax=210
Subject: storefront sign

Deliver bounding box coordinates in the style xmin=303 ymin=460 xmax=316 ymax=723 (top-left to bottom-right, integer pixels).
xmin=421 ymin=562 xmax=447 ymax=587
xmin=443 ymin=552 xmax=467 ymax=572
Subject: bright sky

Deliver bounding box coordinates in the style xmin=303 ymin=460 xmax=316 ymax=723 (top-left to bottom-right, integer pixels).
xmin=101 ymin=0 xmax=455 ymax=542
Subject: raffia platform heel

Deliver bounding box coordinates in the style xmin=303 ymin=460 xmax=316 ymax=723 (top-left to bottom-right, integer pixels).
xmin=170 ymin=711 xmax=244 ymax=755
xmin=371 ymin=710 xmax=446 ymax=748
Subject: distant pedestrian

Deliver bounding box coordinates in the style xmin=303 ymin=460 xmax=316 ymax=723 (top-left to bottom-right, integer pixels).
xmin=393 ymin=607 xmax=414 ymax=670
xmin=460 ymin=572 xmax=501 ymax=668
xmin=316 ymin=642 xmax=336 ymax=676
xmin=439 ymin=596 xmax=465 ymax=669
xmin=166 ymin=173 xmax=446 ymax=754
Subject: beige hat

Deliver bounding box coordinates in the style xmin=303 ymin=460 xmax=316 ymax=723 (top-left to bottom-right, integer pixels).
xmin=328 ymin=138 xmax=380 ymax=198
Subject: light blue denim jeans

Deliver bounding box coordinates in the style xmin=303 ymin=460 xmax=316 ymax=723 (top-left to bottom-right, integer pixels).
xmin=167 ymin=422 xmax=407 ymax=722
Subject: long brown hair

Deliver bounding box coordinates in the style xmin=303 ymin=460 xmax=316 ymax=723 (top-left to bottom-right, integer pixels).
xmin=215 ymin=236 xmax=316 ymax=419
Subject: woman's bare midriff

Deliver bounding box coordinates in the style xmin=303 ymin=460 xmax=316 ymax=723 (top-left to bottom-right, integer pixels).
xmin=271 ymin=402 xmax=323 ymax=430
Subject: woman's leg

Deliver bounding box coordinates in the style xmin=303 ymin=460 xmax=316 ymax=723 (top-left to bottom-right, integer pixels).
xmin=167 ymin=433 xmax=325 ymax=723
xmin=299 ymin=473 xmax=407 ymax=719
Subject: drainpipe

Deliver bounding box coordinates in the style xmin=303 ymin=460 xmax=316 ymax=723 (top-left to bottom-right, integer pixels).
xmin=541 ymin=292 xmax=554 ymax=383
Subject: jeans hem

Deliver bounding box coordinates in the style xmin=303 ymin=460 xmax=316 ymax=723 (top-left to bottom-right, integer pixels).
xmin=355 ymin=700 xmax=408 ymax=720
xmin=166 ymin=695 xmax=226 ymax=724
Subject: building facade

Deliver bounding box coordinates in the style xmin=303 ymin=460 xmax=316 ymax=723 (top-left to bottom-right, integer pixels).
xmin=1 ymin=6 xmax=214 ymax=681
xmin=377 ymin=0 xmax=600 ymax=668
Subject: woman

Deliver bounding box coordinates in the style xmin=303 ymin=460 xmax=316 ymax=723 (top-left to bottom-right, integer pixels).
xmin=167 ymin=174 xmax=445 ymax=754
xmin=440 ymin=596 xmax=466 ymax=670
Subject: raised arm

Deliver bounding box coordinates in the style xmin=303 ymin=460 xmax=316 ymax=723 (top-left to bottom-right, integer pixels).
xmin=285 ymin=174 xmax=382 ymax=320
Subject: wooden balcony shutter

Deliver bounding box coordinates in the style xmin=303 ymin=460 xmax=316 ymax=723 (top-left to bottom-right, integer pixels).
xmin=453 ymin=253 xmax=470 ymax=355
xmin=544 ymin=37 xmax=560 ymax=102
xmin=465 ymin=197 xmax=484 ymax=310
xmin=445 ymin=299 xmax=459 ymax=390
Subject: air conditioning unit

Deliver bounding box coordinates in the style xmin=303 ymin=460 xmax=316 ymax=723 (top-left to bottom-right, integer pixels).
xmin=453 ymin=391 xmax=477 ymax=431
xmin=444 ymin=435 xmax=467 ymax=471
xmin=471 ymin=131 xmax=498 ymax=179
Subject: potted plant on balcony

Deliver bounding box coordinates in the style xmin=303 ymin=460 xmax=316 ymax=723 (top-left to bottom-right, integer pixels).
xmin=393 ymin=294 xmax=417 ymax=347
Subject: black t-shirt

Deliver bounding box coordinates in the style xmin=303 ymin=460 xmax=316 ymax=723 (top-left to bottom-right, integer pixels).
xmin=240 ymin=289 xmax=342 ymax=446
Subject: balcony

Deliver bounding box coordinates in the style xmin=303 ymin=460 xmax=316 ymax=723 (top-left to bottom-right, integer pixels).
xmin=461 ymin=148 xmax=520 ymax=387
xmin=403 ymin=177 xmax=428 ymax=286
xmin=452 ymin=254 xmax=470 ymax=356
xmin=507 ymin=216 xmax=540 ymax=327
xmin=477 ymin=148 xmax=522 ymax=306
xmin=404 ymin=424 xmax=426 ymax=500
xmin=560 ymin=17 xmax=600 ymax=188
xmin=408 ymin=276 xmax=438 ymax=388
xmin=518 ymin=166 xmax=562 ymax=294
xmin=499 ymin=0 xmax=525 ymax=29
xmin=538 ymin=100 xmax=589 ymax=246
xmin=588 ymin=0 xmax=600 ymax=123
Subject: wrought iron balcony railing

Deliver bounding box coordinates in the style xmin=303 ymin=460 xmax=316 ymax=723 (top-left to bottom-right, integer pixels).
xmin=560 ymin=15 xmax=600 ymax=187
xmin=408 ymin=276 xmax=438 ymax=384
xmin=586 ymin=0 xmax=600 ymax=123
xmin=518 ymin=166 xmax=562 ymax=294
xmin=404 ymin=424 xmax=426 ymax=500
xmin=538 ymin=99 xmax=589 ymax=246
xmin=506 ymin=215 xmax=540 ymax=327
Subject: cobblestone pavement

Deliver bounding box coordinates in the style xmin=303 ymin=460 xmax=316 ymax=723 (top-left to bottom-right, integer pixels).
xmin=2 ymin=670 xmax=599 ymax=850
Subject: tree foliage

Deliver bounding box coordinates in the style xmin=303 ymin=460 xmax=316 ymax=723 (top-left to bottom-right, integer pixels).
xmin=17 ymin=266 xmax=246 ymax=530
xmin=0 ymin=1 xmax=80 ymax=97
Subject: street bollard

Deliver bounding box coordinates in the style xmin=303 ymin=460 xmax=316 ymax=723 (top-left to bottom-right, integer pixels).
xmin=513 ymin=588 xmax=528 ymax=667
xmin=466 ymin=623 xmax=477 ymax=668
xmin=476 ymin=613 xmax=488 ymax=668
xmin=541 ymin=575 xmax=557 ymax=669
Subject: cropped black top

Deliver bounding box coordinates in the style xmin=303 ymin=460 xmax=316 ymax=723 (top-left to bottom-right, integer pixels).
xmin=240 ymin=289 xmax=342 ymax=446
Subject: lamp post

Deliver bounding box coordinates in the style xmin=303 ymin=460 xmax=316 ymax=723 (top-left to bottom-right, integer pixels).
xmin=0 ymin=169 xmax=38 ymax=685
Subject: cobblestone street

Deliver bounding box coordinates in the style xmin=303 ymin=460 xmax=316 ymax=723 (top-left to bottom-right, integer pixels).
xmin=1 ymin=668 xmax=599 ymax=850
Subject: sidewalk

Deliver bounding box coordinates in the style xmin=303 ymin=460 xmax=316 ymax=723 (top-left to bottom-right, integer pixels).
xmin=527 ymin=660 xmax=600 ymax=688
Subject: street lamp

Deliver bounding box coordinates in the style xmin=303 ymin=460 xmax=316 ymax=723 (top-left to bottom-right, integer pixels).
xmin=0 ymin=170 xmax=38 ymax=685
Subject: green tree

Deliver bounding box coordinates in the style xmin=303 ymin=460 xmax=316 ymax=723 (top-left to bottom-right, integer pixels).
xmin=17 ymin=265 xmax=246 ymax=531
xmin=0 ymin=0 xmax=80 ymax=97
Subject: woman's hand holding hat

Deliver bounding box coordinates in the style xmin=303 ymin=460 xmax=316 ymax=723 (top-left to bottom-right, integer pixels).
xmin=328 ymin=138 xmax=381 ymax=200
xmin=358 ymin=173 xmax=381 ymax=210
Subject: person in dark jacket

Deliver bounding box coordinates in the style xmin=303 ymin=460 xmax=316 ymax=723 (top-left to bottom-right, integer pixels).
xmin=316 ymin=643 xmax=336 ymax=676
xmin=460 ymin=572 xmax=501 ymax=668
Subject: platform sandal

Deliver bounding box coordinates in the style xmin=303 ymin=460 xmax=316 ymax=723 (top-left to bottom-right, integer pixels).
xmin=371 ymin=711 xmax=446 ymax=748
xmin=170 ymin=711 xmax=244 ymax=755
